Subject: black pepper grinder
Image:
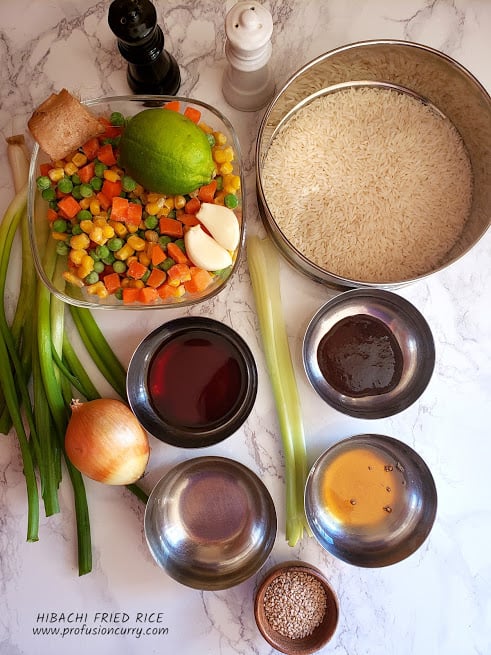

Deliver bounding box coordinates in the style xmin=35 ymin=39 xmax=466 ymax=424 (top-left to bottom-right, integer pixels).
xmin=108 ymin=0 xmax=181 ymax=96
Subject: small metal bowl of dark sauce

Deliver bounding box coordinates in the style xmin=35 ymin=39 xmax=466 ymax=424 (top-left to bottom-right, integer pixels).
xmin=127 ymin=317 xmax=258 ymax=447
xmin=302 ymin=289 xmax=435 ymax=419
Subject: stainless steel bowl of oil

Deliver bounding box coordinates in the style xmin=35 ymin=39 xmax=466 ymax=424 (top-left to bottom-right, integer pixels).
xmin=302 ymin=289 xmax=435 ymax=419
xmin=304 ymin=434 xmax=437 ymax=567
xmin=144 ymin=456 xmax=277 ymax=590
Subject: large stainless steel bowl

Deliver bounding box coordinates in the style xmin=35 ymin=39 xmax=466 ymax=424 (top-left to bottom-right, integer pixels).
xmin=256 ymin=40 xmax=491 ymax=289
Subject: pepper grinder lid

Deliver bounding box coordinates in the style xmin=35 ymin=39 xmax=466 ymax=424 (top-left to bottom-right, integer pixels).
xmin=225 ymin=1 xmax=274 ymax=71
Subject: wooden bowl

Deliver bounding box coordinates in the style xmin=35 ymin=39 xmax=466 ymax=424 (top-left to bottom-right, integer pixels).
xmin=254 ymin=561 xmax=339 ymax=654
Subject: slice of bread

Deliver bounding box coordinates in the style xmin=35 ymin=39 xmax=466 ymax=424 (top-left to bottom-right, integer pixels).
xmin=28 ymin=89 xmax=104 ymax=161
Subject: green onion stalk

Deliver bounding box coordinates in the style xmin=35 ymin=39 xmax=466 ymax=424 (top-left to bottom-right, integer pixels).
xmin=247 ymin=235 xmax=310 ymax=547
xmin=1 ymin=135 xmax=146 ymax=574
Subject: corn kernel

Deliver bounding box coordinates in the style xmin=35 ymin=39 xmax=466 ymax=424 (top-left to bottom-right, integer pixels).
xmin=86 ymin=281 xmax=109 ymax=298
xmin=78 ymin=254 xmax=95 ymax=273
xmin=174 ymin=195 xmax=186 ymax=209
xmin=111 ymin=221 xmax=128 ymax=238
xmin=139 ymin=252 xmax=151 ymax=267
xmin=51 ymin=231 xmax=68 ymax=241
xmin=64 ymin=162 xmax=79 ymax=176
xmin=145 ymin=202 xmax=161 ymax=216
xmin=115 ymin=244 xmax=135 ymax=261
xmin=127 ymin=222 xmax=140 ymax=234
xmin=72 ymin=152 xmax=88 ymax=167
xmin=80 ymin=220 xmax=94 ymax=234
xmin=89 ymin=199 xmax=101 ymax=216
xmin=164 ymin=197 xmax=175 ymax=210
xmin=198 ymin=121 xmax=213 ymax=134
xmin=147 ymin=193 xmax=165 ymax=204
xmin=159 ymin=206 xmax=170 ymax=217
xmin=63 ymin=271 xmax=84 ymax=288
xmin=120 ymin=278 xmax=130 ymax=288
xmin=103 ymin=169 xmax=121 ymax=182
xmin=144 ymin=230 xmax=159 ymax=243
xmin=70 ymin=233 xmax=90 ymax=250
xmin=89 ymin=226 xmax=105 ymax=245
xmin=48 ymin=167 xmax=65 ymax=182
xmin=219 ymin=162 xmax=234 ymax=175
xmin=69 ymin=248 xmax=88 ymax=265
xmin=53 ymin=159 xmax=66 ymax=169
xmin=214 ymin=191 xmax=226 ymax=206
xmin=129 ymin=279 xmax=145 ymax=289
xmin=79 ymin=197 xmax=91 ymax=210
xmin=102 ymin=224 xmax=115 ymax=239
xmin=213 ymin=131 xmax=227 ymax=146
xmin=127 ymin=234 xmax=146 ymax=251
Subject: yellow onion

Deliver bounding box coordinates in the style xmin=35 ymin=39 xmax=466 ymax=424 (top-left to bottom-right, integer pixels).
xmin=65 ymin=399 xmax=150 ymax=485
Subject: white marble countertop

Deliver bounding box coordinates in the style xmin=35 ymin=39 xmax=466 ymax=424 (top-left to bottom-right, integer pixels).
xmin=1 ymin=1 xmax=490 ymax=654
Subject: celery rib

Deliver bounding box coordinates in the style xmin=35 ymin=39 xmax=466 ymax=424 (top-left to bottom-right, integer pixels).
xmin=247 ymin=235 xmax=310 ymax=546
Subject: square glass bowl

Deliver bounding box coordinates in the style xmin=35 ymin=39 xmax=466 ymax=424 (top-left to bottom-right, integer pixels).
xmin=27 ymin=95 xmax=244 ymax=309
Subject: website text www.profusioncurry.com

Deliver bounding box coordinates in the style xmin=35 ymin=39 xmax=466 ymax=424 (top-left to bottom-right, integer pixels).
xmin=32 ymin=611 xmax=169 ymax=640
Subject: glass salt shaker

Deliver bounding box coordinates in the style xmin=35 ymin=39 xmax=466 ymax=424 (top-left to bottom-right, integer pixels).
xmin=222 ymin=1 xmax=275 ymax=111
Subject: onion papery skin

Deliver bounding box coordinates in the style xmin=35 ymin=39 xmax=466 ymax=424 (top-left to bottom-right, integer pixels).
xmin=65 ymin=399 xmax=150 ymax=485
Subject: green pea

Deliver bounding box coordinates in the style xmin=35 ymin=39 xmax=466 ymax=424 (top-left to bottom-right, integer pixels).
xmin=174 ymin=238 xmax=186 ymax=253
xmin=84 ymin=271 xmax=99 ymax=285
xmin=144 ymin=215 xmax=158 ymax=230
xmin=71 ymin=185 xmax=83 ymax=200
xmin=102 ymin=252 xmax=115 ymax=265
xmin=107 ymin=237 xmax=123 ymax=252
xmin=93 ymin=260 xmax=105 ymax=274
xmin=114 ymin=288 xmax=123 ymax=301
xmin=94 ymin=160 xmax=107 ymax=177
xmin=167 ymin=209 xmax=176 ymax=219
xmin=122 ymin=175 xmax=137 ymax=192
xmin=141 ymin=269 xmax=151 ymax=283
xmin=57 ymin=177 xmax=73 ymax=194
xmin=206 ymin=133 xmax=216 ymax=147
xmin=42 ymin=187 xmax=56 ymax=202
xmin=95 ymin=244 xmax=110 ymax=260
xmin=80 ymin=183 xmax=94 ymax=198
xmin=77 ymin=209 xmax=92 ymax=222
xmin=56 ymin=241 xmax=69 ymax=256
xmin=158 ymin=235 xmax=172 ymax=249
xmin=52 ymin=219 xmax=68 ymax=233
xmin=224 ymin=193 xmax=238 ymax=209
xmin=215 ymin=175 xmax=223 ymax=191
xmin=112 ymin=260 xmax=127 ymax=274
xmin=160 ymin=257 xmax=175 ymax=271
xmin=71 ymin=173 xmax=81 ymax=185
xmin=36 ymin=175 xmax=51 ymax=191
xmin=90 ymin=176 xmax=103 ymax=191
xmin=110 ymin=111 xmax=125 ymax=126
xmin=71 ymin=224 xmax=83 ymax=235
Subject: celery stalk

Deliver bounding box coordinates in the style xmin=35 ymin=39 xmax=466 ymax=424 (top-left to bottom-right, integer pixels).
xmin=247 ymin=235 xmax=310 ymax=546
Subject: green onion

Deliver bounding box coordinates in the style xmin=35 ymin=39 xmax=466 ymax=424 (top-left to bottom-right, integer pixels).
xmin=247 ymin=235 xmax=310 ymax=547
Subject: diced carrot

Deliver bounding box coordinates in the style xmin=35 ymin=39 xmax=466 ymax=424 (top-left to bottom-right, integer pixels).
xmin=103 ymin=272 xmax=121 ymax=295
xmin=159 ymin=216 xmax=183 ymax=238
xmin=179 ymin=213 xmax=200 ymax=227
xmin=146 ymin=267 xmax=167 ymax=289
xmin=167 ymin=263 xmax=191 ymax=286
xmin=138 ymin=287 xmax=159 ymax=303
xmin=78 ymin=161 xmax=96 ymax=184
xmin=40 ymin=162 xmax=52 ymax=177
xmin=96 ymin=191 xmax=111 ymax=211
xmin=111 ymin=196 xmax=129 ymax=221
xmin=47 ymin=208 xmax=58 ymax=222
xmin=184 ymin=267 xmax=213 ymax=294
xmin=163 ymin=100 xmax=181 ymax=112
xmin=81 ymin=137 xmax=100 ymax=160
xmin=102 ymin=179 xmax=122 ymax=199
xmin=127 ymin=259 xmax=148 ymax=280
xmin=198 ymin=180 xmax=217 ymax=203
xmin=185 ymin=196 xmax=201 ymax=214
xmin=57 ymin=195 xmax=82 ymax=219
xmin=98 ymin=117 xmax=122 ymax=139
xmin=151 ymin=243 xmax=166 ymax=266
xmin=184 ymin=106 xmax=201 ymax=123
xmin=97 ymin=143 xmax=117 ymax=166
xmin=158 ymin=283 xmax=181 ymax=300
xmin=122 ymin=287 xmax=140 ymax=304
xmin=127 ymin=201 xmax=143 ymax=225
xmin=167 ymin=241 xmax=188 ymax=265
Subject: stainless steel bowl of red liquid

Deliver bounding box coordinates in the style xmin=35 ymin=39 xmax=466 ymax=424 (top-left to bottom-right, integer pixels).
xmin=304 ymin=434 xmax=437 ymax=567
xmin=127 ymin=317 xmax=258 ymax=447
xmin=302 ymin=289 xmax=435 ymax=419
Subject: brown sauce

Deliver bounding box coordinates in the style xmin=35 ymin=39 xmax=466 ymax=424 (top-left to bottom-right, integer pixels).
xmin=317 ymin=314 xmax=403 ymax=397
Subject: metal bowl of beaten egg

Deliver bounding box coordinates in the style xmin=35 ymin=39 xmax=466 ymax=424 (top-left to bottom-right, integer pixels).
xmin=302 ymin=289 xmax=435 ymax=419
xmin=304 ymin=434 xmax=438 ymax=567
xmin=256 ymin=40 xmax=491 ymax=289
xmin=144 ymin=456 xmax=277 ymax=590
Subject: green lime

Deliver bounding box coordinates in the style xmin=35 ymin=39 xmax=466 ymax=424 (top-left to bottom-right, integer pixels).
xmin=118 ymin=108 xmax=215 ymax=195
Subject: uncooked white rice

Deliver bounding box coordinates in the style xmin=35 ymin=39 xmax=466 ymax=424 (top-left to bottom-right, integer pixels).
xmin=261 ymin=86 xmax=473 ymax=282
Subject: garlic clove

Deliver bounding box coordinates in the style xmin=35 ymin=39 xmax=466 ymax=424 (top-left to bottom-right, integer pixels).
xmin=184 ymin=224 xmax=233 ymax=271
xmin=196 ymin=202 xmax=240 ymax=251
